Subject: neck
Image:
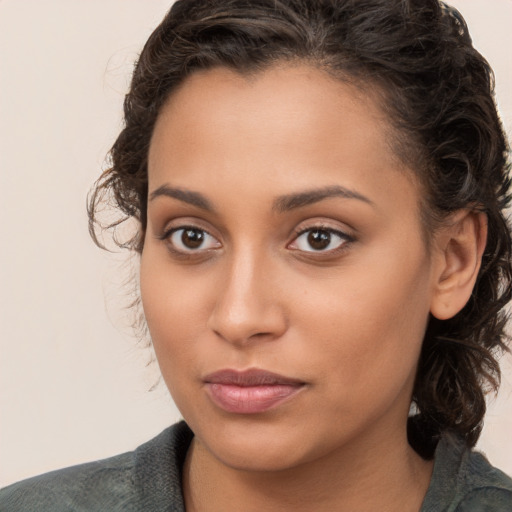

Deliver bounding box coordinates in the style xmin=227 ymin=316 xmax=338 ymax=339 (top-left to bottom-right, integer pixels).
xmin=182 ymin=421 xmax=434 ymax=512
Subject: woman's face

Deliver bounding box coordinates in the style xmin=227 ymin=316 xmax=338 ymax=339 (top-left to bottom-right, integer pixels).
xmin=141 ymin=64 xmax=439 ymax=471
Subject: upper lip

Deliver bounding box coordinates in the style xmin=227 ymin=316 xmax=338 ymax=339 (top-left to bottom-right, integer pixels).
xmin=203 ymin=368 xmax=304 ymax=387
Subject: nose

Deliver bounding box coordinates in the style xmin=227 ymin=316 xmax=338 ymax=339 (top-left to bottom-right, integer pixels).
xmin=207 ymin=249 xmax=288 ymax=346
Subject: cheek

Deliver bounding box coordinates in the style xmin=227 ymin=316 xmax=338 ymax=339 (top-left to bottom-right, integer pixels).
xmin=140 ymin=263 xmax=207 ymax=421
xmin=140 ymin=252 xmax=208 ymax=370
xmin=291 ymin=245 xmax=432 ymax=402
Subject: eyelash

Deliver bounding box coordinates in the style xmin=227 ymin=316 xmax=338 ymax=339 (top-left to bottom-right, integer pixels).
xmin=158 ymin=223 xmax=354 ymax=257
xmin=289 ymin=225 xmax=354 ymax=255
xmin=158 ymin=226 xmax=221 ymax=255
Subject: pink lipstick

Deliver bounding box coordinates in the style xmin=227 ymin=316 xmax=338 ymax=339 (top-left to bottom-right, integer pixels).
xmin=204 ymin=369 xmax=305 ymax=414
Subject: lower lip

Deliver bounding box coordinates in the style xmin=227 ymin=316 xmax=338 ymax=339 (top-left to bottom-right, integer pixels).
xmin=205 ymin=383 xmax=304 ymax=414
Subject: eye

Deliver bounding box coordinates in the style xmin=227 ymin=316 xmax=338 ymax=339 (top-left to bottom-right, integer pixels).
xmin=289 ymin=227 xmax=351 ymax=253
xmin=165 ymin=227 xmax=221 ymax=253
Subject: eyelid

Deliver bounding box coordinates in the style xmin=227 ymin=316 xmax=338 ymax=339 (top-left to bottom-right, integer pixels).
xmin=156 ymin=216 xmax=219 ymax=241
xmin=157 ymin=222 xmax=222 ymax=256
xmin=287 ymin=221 xmax=355 ymax=255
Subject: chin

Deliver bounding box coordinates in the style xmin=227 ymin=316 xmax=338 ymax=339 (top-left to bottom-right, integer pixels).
xmin=208 ymin=435 xmax=309 ymax=473
xmin=191 ymin=413 xmax=334 ymax=473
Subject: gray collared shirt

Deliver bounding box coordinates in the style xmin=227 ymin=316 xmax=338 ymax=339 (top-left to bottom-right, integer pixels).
xmin=1 ymin=422 xmax=511 ymax=511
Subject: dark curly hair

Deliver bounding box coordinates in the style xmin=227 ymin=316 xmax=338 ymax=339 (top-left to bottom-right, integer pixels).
xmin=88 ymin=0 xmax=511 ymax=455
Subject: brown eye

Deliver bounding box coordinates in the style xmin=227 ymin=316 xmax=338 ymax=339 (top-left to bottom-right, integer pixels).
xmin=167 ymin=227 xmax=221 ymax=253
xmin=289 ymin=227 xmax=351 ymax=253
xmin=307 ymin=230 xmax=331 ymax=250
xmin=181 ymin=228 xmax=205 ymax=248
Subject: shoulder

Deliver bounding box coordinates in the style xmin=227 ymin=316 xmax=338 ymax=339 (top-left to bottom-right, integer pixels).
xmin=454 ymin=444 xmax=512 ymax=511
xmin=455 ymin=487 xmax=512 ymax=511
xmin=0 ymin=421 xmax=193 ymax=512
xmin=422 ymin=432 xmax=512 ymax=512
xmin=0 ymin=452 xmax=136 ymax=512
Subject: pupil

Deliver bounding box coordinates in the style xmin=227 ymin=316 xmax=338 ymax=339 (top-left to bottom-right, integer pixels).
xmin=182 ymin=229 xmax=204 ymax=248
xmin=308 ymin=230 xmax=330 ymax=250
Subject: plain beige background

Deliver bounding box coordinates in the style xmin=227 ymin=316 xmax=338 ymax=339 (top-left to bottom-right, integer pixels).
xmin=1 ymin=0 xmax=511 ymax=487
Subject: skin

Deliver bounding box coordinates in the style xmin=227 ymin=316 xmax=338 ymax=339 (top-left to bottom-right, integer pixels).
xmin=140 ymin=64 xmax=485 ymax=511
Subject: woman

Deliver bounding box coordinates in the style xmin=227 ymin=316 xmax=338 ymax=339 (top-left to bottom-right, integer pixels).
xmin=1 ymin=0 xmax=511 ymax=510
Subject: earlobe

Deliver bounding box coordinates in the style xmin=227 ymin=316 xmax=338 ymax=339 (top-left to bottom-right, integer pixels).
xmin=430 ymin=210 xmax=487 ymax=321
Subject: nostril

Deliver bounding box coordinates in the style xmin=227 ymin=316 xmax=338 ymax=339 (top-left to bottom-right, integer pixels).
xmin=207 ymin=305 xmax=288 ymax=346
xmin=210 ymin=326 xmax=280 ymax=345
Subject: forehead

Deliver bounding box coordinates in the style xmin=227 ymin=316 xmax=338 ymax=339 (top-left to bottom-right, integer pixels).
xmin=150 ymin=64 xmax=397 ymax=168
xmin=148 ymin=64 xmax=421 ymax=218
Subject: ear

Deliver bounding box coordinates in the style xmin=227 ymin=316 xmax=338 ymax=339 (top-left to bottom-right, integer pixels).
xmin=430 ymin=210 xmax=487 ymax=321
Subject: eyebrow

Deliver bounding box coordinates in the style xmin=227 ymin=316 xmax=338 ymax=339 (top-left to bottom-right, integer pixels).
xmin=273 ymin=185 xmax=374 ymax=212
xmin=148 ymin=184 xmax=373 ymax=213
xmin=149 ymin=185 xmax=214 ymax=212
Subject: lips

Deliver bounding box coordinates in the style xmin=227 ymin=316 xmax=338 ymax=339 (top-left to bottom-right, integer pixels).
xmin=203 ymin=369 xmax=305 ymax=414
